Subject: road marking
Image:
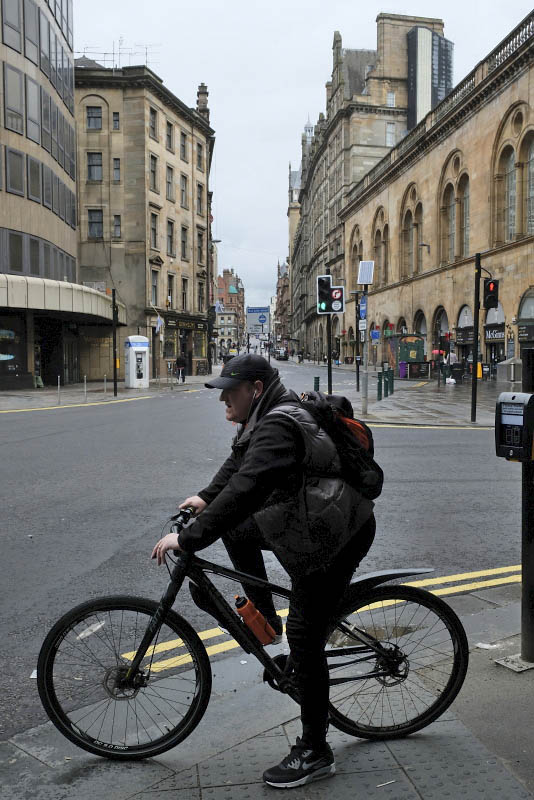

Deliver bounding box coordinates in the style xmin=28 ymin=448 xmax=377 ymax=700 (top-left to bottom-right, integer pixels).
xmin=0 ymin=396 xmax=153 ymax=413
xmin=411 ymin=381 xmax=429 ymax=388
xmin=369 ymin=423 xmax=493 ymax=431
xmin=127 ymin=564 xmax=521 ymax=672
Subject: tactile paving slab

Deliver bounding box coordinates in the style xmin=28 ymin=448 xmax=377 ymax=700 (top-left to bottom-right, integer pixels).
xmin=197 ymin=734 xmax=289 ymax=788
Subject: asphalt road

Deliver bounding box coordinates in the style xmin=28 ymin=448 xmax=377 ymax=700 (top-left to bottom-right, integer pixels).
xmin=0 ymin=360 xmax=520 ymax=739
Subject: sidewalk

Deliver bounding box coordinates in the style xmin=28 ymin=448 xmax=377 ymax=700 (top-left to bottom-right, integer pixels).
xmin=1 ymin=584 xmax=533 ymax=799
xmin=0 ymin=368 xmax=221 ymax=412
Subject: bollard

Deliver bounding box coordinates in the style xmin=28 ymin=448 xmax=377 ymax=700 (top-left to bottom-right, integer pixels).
xmin=84 ymin=375 xmax=87 ymax=402
xmin=57 ymin=375 xmax=61 ymax=405
xmin=377 ymin=372 xmax=382 ymax=401
xmin=389 ymin=368 xmax=394 ymax=395
xmin=104 ymin=374 xmax=107 ymax=396
xmin=314 ymin=376 xmax=320 ymax=392
xmin=383 ymin=369 xmax=389 ymax=398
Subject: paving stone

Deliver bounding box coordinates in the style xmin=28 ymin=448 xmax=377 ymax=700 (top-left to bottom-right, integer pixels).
xmin=406 ymin=759 xmax=533 ymax=799
xmin=201 ymin=768 xmax=418 ymax=799
xmin=386 ymin=720 xmax=494 ymax=766
xmin=198 ymin=735 xmax=286 ymax=788
xmin=132 ymin=788 xmax=200 ymax=800
xmin=126 ymin=766 xmax=198 ymax=796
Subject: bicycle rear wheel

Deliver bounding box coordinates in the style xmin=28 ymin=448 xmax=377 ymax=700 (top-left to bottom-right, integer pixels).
xmin=327 ymin=585 xmax=468 ymax=739
xmin=37 ymin=596 xmax=212 ymax=759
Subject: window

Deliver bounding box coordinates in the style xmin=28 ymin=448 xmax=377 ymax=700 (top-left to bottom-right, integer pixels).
xmin=42 ymin=164 xmax=52 ymax=208
xmin=196 ymin=183 xmax=203 ymax=215
xmin=4 ymin=64 xmax=24 ymax=134
xmin=402 ymin=210 xmax=413 ymax=277
xmin=2 ymin=0 xmax=22 ymax=52
xmin=39 ymin=10 xmax=50 ymax=76
xmin=197 ymin=229 xmax=204 ymax=263
xmin=167 ymin=273 xmax=174 ymax=308
xmin=49 ymin=30 xmax=56 ymax=87
xmin=166 ymin=165 xmax=174 ymax=200
xmin=86 ymin=106 xmax=102 ymax=130
xmin=57 ymin=112 xmax=64 ymax=168
xmin=196 ymin=142 xmax=203 ymax=170
xmin=149 ymin=153 xmax=158 ymax=191
xmin=443 ymin=185 xmax=455 ymax=263
xmin=87 ymin=152 xmax=102 ymax=181
xmin=151 ymin=270 xmax=158 ymax=305
xmin=113 ymin=158 xmax=120 ymax=182
xmin=386 ymin=122 xmax=395 ymax=147
xmin=166 ymin=121 xmax=173 ymax=150
xmin=182 ymin=277 xmax=188 ymax=310
xmin=24 ymin=0 xmax=39 ymax=63
xmin=6 ymin=147 xmax=24 ymax=195
xmin=43 ymin=243 xmax=50 ymax=277
xmin=386 ymin=92 xmax=395 ymax=108
xmin=504 ymin=149 xmax=516 ymax=241
xmin=460 ymin=177 xmax=470 ymax=256
xmin=112 ymin=111 xmax=120 ymax=130
xmin=29 ymin=237 xmax=40 ymax=274
xmin=167 ymin=219 xmax=174 ymax=255
xmin=113 ymin=214 xmax=121 ymax=238
xmin=149 ymin=107 xmax=158 ymax=139
xmin=52 ymin=172 xmax=59 ymax=214
xmin=180 ymin=174 xmax=188 ymax=207
xmin=50 ymin=100 xmax=57 ymax=160
xmin=88 ymin=208 xmax=103 ymax=238
xmin=180 ymin=131 xmax=187 ymax=160
xmin=150 ymin=213 xmax=158 ymax=249
xmin=197 ymin=282 xmax=204 ymax=312
xmin=8 ymin=231 xmax=23 ymax=271
xmin=41 ymin=87 xmax=50 ymax=151
xmin=527 ymin=140 xmax=534 ymax=236
xmin=181 ymin=226 xmax=188 ymax=259
xmin=27 ymin=156 xmax=41 ymax=202
xmin=25 ymin=76 xmax=40 ymax=143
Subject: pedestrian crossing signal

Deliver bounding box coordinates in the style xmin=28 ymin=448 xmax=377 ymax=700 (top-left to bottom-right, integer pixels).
xmin=317 ymin=276 xmax=331 ymax=313
xmin=483 ymin=278 xmax=499 ymax=310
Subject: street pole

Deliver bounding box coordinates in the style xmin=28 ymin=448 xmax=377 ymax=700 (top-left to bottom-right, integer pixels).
xmin=436 ymin=323 xmax=441 ymax=390
xmin=361 ymin=285 xmax=369 ymax=416
xmin=351 ymin=291 xmax=360 ymax=392
xmin=112 ymin=288 xmax=118 ymax=398
xmin=471 ymin=253 xmax=481 ymax=423
xmin=247 ymin=333 xmax=250 ymax=354
xmin=522 ymin=349 xmax=534 ymax=661
xmin=326 ymin=267 xmax=332 ymax=394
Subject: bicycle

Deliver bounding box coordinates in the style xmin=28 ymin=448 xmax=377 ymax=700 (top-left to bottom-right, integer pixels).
xmin=37 ymin=509 xmax=469 ymax=760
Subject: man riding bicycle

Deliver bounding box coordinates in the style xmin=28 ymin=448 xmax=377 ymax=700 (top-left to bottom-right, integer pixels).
xmin=152 ymin=354 xmax=376 ymax=788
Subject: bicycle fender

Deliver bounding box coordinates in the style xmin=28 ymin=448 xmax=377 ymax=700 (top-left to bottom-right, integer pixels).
xmin=349 ymin=568 xmax=434 ymax=593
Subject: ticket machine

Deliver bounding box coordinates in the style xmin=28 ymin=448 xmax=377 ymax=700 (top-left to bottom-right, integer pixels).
xmin=124 ymin=335 xmax=150 ymax=389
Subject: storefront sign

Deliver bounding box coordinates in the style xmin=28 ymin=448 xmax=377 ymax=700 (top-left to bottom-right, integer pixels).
xmin=485 ymin=324 xmax=505 ymax=342
xmin=166 ymin=316 xmax=207 ymax=331
xmin=518 ymin=324 xmax=534 ymax=342
xmin=456 ymin=326 xmax=474 ymax=345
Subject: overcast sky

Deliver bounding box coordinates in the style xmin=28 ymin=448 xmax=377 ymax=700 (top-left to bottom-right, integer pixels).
xmin=75 ymin=0 xmax=533 ymax=308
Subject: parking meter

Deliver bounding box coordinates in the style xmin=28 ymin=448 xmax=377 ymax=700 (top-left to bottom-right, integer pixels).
xmin=495 ymin=392 xmax=534 ymax=461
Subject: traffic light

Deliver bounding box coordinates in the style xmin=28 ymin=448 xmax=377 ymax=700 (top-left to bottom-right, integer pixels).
xmin=317 ymin=275 xmax=331 ymax=313
xmin=483 ymin=278 xmax=499 ymax=310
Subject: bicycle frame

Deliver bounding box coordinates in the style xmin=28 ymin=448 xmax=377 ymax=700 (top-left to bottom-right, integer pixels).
xmin=125 ymin=551 xmax=404 ymax=692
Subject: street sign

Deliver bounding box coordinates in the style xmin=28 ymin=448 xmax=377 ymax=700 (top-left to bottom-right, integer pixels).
xmin=358 ymin=319 xmax=367 ymax=331
xmin=360 ymin=295 xmax=367 ymax=319
xmin=371 ymin=329 xmax=380 ymax=340
xmin=246 ymin=307 xmax=270 ymax=334
xmin=357 ymin=261 xmax=375 ymax=285
xmin=317 ymin=277 xmax=345 ymax=314
xmin=332 ymin=300 xmax=342 ymax=312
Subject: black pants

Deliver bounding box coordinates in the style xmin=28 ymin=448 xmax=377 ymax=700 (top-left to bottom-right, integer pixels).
xmin=222 ymin=515 xmax=376 ymax=750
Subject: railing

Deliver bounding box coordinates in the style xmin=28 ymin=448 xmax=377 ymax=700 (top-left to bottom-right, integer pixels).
xmin=434 ymin=74 xmax=476 ymax=122
xmin=487 ymin=12 xmax=534 ymax=73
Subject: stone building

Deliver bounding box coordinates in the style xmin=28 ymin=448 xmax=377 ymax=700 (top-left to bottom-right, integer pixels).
xmin=75 ymin=61 xmax=215 ymax=379
xmin=217 ymin=268 xmax=245 ymax=348
xmin=274 ymin=260 xmax=290 ymax=348
xmin=0 ymin=0 xmax=122 ymax=388
xmin=340 ymin=11 xmax=534 ymax=371
xmin=289 ymin=14 xmax=452 ymax=359
xmin=216 ymin=307 xmax=238 ymax=354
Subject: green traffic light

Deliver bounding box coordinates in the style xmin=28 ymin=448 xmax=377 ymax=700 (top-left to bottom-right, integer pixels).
xmin=319 ymin=302 xmax=326 ymax=310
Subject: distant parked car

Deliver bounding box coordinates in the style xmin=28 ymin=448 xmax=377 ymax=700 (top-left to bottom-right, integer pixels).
xmin=275 ymin=348 xmax=288 ymax=361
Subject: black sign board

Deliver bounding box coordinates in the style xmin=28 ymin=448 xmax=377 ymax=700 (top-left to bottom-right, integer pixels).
xmin=485 ymin=324 xmax=505 ymax=342
xmin=518 ymin=324 xmax=534 ymax=343
xmin=456 ymin=326 xmax=474 ymax=345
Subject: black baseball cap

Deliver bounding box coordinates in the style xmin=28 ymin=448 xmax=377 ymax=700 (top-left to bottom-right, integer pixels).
xmin=205 ymin=354 xmax=276 ymax=390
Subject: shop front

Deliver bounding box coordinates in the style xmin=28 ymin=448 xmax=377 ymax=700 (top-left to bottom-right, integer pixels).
xmin=485 ymin=324 xmax=505 ymax=370
xmin=164 ymin=314 xmax=208 ymax=377
xmin=518 ymin=322 xmax=534 ymax=358
xmin=0 ymin=312 xmax=31 ymax=389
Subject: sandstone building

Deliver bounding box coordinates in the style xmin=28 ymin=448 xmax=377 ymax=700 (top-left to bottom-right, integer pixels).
xmin=340 ymin=11 xmax=534 ymax=370
xmin=75 ymin=61 xmax=215 ymax=379
xmin=289 ymin=14 xmax=453 ymax=359
xmin=217 ymin=268 xmax=245 ymax=350
xmin=0 ymin=0 xmax=121 ymax=388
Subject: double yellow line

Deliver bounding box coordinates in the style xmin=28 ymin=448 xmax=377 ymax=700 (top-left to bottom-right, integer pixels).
xmin=123 ymin=564 xmax=521 ymax=673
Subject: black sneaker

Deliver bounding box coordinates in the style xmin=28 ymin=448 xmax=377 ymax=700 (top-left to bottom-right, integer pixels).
xmin=263 ymin=738 xmax=335 ymax=788
xmin=266 ymin=614 xmax=284 ymax=643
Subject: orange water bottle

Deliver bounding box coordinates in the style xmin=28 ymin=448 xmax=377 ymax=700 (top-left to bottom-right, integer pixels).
xmin=234 ymin=596 xmax=276 ymax=645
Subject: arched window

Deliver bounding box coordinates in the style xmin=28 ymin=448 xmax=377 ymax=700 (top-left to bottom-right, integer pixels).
xmin=383 ymin=225 xmax=389 ymax=285
xmin=519 ymin=291 xmax=534 ymax=320
xmin=527 ymin=139 xmax=534 ymax=235
xmin=459 ymin=175 xmax=470 ymax=256
xmin=414 ymin=204 xmax=423 ymax=273
xmin=504 ymin=148 xmax=516 ymax=241
xmin=441 ymin=184 xmax=455 ymax=263
xmin=402 ymin=210 xmax=413 ymax=278
xmin=374 ymin=228 xmax=382 ymax=286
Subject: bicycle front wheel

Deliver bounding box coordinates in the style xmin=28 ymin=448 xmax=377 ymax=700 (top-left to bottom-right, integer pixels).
xmin=37 ymin=596 xmax=212 ymax=759
xmin=327 ymin=585 xmax=468 ymax=739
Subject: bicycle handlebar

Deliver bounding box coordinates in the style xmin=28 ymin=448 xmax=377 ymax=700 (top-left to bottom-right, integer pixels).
xmin=170 ymin=506 xmax=196 ymax=528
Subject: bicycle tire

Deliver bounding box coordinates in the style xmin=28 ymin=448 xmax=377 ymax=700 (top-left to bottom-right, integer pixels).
xmin=37 ymin=595 xmax=212 ymax=760
xmin=327 ymin=584 xmax=468 ymax=739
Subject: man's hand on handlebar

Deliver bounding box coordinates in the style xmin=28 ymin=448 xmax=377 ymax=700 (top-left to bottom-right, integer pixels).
xmin=179 ymin=496 xmax=207 ymax=515
xmin=151 ymin=533 xmax=181 ymax=566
